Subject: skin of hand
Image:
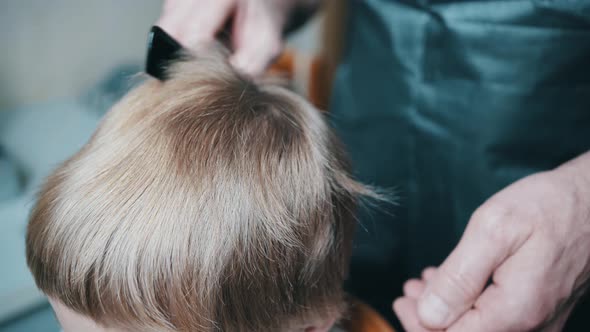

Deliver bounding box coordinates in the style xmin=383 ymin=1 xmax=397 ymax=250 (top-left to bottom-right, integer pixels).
xmin=394 ymin=151 xmax=590 ymax=332
xmin=157 ymin=0 xmax=305 ymax=76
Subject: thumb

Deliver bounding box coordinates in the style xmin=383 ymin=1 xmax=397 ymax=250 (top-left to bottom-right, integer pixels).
xmin=417 ymin=207 xmax=525 ymax=329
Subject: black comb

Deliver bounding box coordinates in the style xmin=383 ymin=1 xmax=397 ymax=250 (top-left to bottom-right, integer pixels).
xmin=145 ymin=26 xmax=185 ymax=81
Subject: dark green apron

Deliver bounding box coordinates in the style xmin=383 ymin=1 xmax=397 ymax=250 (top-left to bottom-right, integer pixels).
xmin=330 ymin=0 xmax=590 ymax=329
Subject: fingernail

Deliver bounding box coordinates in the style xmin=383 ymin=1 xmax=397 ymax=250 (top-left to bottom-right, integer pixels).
xmin=418 ymin=292 xmax=450 ymax=326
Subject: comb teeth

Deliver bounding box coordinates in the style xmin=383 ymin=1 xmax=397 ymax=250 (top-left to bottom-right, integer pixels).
xmin=145 ymin=26 xmax=184 ymax=81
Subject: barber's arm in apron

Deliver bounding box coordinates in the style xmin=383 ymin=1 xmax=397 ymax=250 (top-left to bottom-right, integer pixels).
xmin=330 ymin=0 xmax=590 ymax=328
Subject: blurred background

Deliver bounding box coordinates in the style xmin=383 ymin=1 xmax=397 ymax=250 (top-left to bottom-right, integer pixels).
xmin=0 ymin=1 xmax=322 ymax=331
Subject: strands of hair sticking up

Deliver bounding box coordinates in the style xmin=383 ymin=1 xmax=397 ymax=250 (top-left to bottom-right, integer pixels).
xmin=26 ymin=44 xmax=377 ymax=332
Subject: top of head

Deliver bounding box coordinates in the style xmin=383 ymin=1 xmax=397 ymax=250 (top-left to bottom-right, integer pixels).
xmin=26 ymin=45 xmax=370 ymax=331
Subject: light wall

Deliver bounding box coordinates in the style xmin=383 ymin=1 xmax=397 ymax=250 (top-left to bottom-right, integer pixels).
xmin=0 ymin=0 xmax=163 ymax=109
xmin=0 ymin=0 xmax=320 ymax=109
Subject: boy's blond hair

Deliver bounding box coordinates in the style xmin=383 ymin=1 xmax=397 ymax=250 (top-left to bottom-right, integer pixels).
xmin=26 ymin=47 xmax=370 ymax=331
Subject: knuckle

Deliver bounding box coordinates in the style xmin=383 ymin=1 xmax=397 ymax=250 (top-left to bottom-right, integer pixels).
xmin=422 ymin=267 xmax=437 ymax=279
xmin=471 ymin=204 xmax=515 ymax=245
xmin=472 ymin=204 xmax=511 ymax=227
xmin=438 ymin=268 xmax=480 ymax=302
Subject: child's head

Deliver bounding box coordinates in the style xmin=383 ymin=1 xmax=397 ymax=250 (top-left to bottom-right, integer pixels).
xmin=26 ymin=46 xmax=370 ymax=332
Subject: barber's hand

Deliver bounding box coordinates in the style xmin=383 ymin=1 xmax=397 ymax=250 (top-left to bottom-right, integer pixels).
xmin=157 ymin=0 xmax=295 ymax=76
xmin=394 ymin=167 xmax=590 ymax=331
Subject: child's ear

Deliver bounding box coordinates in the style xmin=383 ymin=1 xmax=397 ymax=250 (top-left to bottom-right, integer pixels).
xmin=304 ymin=317 xmax=337 ymax=332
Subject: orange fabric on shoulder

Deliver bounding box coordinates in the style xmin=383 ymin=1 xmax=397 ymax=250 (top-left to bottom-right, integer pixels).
xmin=344 ymin=300 xmax=396 ymax=332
